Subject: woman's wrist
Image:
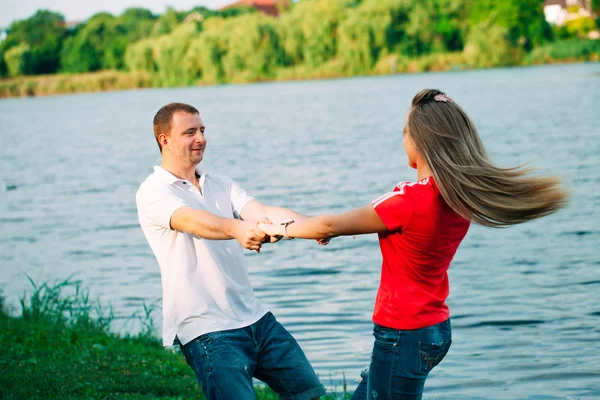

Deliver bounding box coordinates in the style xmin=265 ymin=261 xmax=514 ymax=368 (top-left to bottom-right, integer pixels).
xmin=281 ymin=220 xmax=295 ymax=240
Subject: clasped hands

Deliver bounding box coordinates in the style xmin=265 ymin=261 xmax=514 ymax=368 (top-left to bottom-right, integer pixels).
xmin=235 ymin=218 xmax=329 ymax=253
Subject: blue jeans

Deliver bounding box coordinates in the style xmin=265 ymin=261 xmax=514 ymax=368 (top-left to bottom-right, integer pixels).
xmin=179 ymin=312 xmax=326 ymax=400
xmin=350 ymin=319 xmax=452 ymax=400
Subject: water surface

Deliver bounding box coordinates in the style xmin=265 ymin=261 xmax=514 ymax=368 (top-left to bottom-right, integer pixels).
xmin=1 ymin=63 xmax=599 ymax=398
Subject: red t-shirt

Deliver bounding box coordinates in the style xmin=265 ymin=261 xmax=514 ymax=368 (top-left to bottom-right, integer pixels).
xmin=371 ymin=176 xmax=470 ymax=330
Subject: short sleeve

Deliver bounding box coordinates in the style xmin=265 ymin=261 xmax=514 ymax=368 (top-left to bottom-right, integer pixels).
xmin=372 ymin=186 xmax=414 ymax=232
xmin=136 ymin=184 xmax=188 ymax=230
xmin=228 ymin=179 xmax=255 ymax=215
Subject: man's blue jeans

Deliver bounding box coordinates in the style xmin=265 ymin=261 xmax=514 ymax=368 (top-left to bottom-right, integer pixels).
xmin=179 ymin=312 xmax=326 ymax=400
xmin=351 ymin=319 xmax=452 ymax=400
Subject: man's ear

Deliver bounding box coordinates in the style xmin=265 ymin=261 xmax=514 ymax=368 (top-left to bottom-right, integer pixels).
xmin=159 ymin=133 xmax=169 ymax=150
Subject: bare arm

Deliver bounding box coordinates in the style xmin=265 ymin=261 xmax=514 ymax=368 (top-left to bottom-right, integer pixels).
xmin=239 ymin=200 xmax=309 ymax=223
xmin=170 ymin=206 xmax=267 ymax=252
xmin=258 ymin=204 xmax=389 ymax=239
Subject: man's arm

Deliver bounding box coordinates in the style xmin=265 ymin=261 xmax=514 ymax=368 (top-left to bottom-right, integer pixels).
xmin=171 ymin=206 xmax=267 ymax=252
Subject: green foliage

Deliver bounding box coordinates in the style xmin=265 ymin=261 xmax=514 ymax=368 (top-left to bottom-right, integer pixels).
xmin=337 ymin=0 xmax=400 ymax=74
xmin=153 ymin=24 xmax=200 ymax=86
xmin=1 ymin=10 xmax=66 ymax=75
xmin=185 ymin=24 xmax=229 ymax=84
xmin=0 ymin=48 xmax=6 ymax=77
xmin=565 ymin=15 xmax=598 ymax=37
xmin=60 ymin=13 xmax=122 ymax=72
xmin=117 ymin=8 xmax=156 ymax=42
xmin=191 ymin=4 xmax=258 ymax=19
xmin=523 ymin=38 xmax=600 ymax=64
xmin=4 ymin=43 xmax=34 ymax=77
xmin=221 ymin=14 xmax=284 ymax=80
xmin=124 ymin=39 xmax=157 ymax=73
xmin=469 ymin=0 xmax=552 ymax=51
xmin=60 ymin=9 xmax=155 ymax=73
xmin=152 ymin=7 xmax=183 ymax=36
xmin=288 ymin=0 xmax=345 ymax=69
xmin=2 ymin=0 xmax=597 ymax=93
xmin=464 ymin=19 xmax=520 ymax=68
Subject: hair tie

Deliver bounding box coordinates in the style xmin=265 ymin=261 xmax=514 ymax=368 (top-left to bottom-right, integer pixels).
xmin=434 ymin=93 xmax=454 ymax=103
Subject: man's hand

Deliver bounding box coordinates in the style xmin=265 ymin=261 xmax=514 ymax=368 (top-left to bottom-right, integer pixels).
xmin=316 ymin=238 xmax=331 ymax=246
xmin=233 ymin=221 xmax=268 ymax=253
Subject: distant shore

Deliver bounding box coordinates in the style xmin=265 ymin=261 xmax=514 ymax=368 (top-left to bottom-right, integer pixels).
xmin=1 ymin=47 xmax=598 ymax=99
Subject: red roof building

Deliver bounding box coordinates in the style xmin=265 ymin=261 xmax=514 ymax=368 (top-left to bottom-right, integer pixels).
xmin=219 ymin=0 xmax=289 ymax=17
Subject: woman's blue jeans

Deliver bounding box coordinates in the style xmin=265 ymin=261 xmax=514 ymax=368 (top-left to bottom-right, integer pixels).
xmin=351 ymin=319 xmax=452 ymax=400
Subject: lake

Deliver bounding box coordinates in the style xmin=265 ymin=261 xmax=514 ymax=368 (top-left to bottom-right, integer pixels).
xmin=1 ymin=63 xmax=599 ymax=399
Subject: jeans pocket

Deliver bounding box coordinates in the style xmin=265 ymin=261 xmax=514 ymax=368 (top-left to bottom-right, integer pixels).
xmin=418 ymin=340 xmax=451 ymax=373
xmin=184 ymin=331 xmax=221 ymax=365
xmin=373 ymin=324 xmax=398 ymax=348
xmin=197 ymin=331 xmax=221 ymax=345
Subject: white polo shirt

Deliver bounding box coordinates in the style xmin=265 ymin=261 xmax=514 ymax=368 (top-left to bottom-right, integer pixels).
xmin=136 ymin=166 xmax=268 ymax=346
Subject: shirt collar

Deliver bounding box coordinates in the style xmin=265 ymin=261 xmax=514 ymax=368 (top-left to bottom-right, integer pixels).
xmin=153 ymin=166 xmax=205 ymax=185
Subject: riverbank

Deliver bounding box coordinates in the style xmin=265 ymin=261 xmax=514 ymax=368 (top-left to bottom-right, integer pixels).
xmin=0 ymin=281 xmax=350 ymax=399
xmin=1 ymin=39 xmax=598 ymax=99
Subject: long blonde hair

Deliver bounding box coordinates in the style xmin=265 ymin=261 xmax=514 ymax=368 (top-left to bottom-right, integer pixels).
xmin=407 ymin=89 xmax=569 ymax=227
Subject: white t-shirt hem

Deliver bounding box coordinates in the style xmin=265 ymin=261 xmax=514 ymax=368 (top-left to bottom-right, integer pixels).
xmin=165 ymin=308 xmax=270 ymax=347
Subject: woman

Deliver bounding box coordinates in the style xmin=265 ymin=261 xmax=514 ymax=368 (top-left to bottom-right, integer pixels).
xmin=258 ymin=89 xmax=569 ymax=400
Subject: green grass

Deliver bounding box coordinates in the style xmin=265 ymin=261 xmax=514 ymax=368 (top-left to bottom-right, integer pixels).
xmin=0 ymin=278 xmax=351 ymax=399
xmin=0 ymin=70 xmax=153 ymax=98
xmin=523 ymin=39 xmax=600 ymax=65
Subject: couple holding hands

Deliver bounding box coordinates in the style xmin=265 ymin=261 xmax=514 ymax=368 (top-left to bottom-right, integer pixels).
xmin=136 ymin=89 xmax=567 ymax=400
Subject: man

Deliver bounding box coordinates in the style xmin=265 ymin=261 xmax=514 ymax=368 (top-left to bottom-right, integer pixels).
xmin=136 ymin=103 xmax=325 ymax=400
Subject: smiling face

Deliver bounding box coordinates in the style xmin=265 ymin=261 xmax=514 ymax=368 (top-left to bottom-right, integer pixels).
xmin=160 ymin=112 xmax=207 ymax=167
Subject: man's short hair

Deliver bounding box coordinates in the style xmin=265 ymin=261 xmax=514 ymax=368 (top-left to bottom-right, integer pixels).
xmin=153 ymin=103 xmax=199 ymax=153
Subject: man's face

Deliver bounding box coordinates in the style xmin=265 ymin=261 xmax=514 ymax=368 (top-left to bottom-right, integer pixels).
xmin=164 ymin=112 xmax=207 ymax=166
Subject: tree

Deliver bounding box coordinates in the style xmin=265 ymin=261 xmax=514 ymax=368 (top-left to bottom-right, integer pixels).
xmin=338 ymin=0 xmax=408 ymax=74
xmin=60 ymin=12 xmax=139 ymax=72
xmin=221 ymin=14 xmax=284 ymax=80
xmin=470 ymin=0 xmax=551 ymax=51
xmin=152 ymin=7 xmax=182 ymax=36
xmin=464 ymin=18 xmax=520 ymax=68
xmin=0 ymin=49 xmax=7 ymax=77
xmin=284 ymin=0 xmax=345 ymax=69
xmin=60 ymin=13 xmax=116 ymax=72
xmin=117 ymin=8 xmax=155 ymax=43
xmin=4 ymin=43 xmax=33 ymax=76
xmin=1 ymin=10 xmax=66 ymax=75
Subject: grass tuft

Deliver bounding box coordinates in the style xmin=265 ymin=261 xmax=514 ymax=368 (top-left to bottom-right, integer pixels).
xmin=0 ymin=279 xmax=350 ymax=399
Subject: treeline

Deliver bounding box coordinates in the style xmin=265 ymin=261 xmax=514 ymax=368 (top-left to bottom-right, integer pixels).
xmin=1 ymin=0 xmax=599 ymax=88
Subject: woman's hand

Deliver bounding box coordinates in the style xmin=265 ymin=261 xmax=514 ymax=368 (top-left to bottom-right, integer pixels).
xmin=258 ymin=221 xmax=285 ymax=239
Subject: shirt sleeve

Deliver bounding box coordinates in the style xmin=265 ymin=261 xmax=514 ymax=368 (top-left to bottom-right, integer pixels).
xmin=372 ymin=187 xmax=414 ymax=232
xmin=136 ymin=185 xmax=188 ymax=230
xmin=228 ymin=178 xmax=255 ymax=216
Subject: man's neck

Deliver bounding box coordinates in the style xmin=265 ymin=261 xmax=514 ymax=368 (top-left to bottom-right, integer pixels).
xmin=161 ymin=160 xmax=199 ymax=183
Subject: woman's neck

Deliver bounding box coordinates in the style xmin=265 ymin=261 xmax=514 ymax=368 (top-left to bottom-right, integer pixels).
xmin=417 ymin=164 xmax=433 ymax=181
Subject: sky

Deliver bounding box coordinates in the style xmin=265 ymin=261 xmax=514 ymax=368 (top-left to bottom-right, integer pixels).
xmin=0 ymin=0 xmax=236 ymax=28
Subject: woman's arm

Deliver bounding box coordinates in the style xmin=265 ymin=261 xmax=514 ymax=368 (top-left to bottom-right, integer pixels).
xmin=258 ymin=204 xmax=388 ymax=239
